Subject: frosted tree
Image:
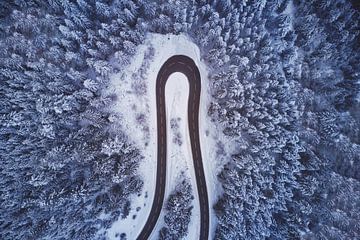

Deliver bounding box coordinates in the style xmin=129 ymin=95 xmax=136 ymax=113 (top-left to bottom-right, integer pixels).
xmin=159 ymin=178 xmax=193 ymax=240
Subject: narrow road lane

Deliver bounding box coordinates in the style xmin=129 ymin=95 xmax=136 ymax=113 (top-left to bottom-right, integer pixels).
xmin=137 ymin=55 xmax=209 ymax=240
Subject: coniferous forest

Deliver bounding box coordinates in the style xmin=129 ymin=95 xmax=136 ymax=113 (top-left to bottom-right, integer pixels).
xmin=0 ymin=0 xmax=359 ymax=239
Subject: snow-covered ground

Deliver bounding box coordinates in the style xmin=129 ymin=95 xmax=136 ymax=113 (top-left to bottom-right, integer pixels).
xmin=104 ymin=33 xmax=221 ymax=239
xmin=150 ymin=72 xmax=199 ymax=239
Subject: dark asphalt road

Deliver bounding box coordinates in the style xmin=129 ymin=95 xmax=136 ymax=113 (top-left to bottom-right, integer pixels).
xmin=137 ymin=55 xmax=209 ymax=240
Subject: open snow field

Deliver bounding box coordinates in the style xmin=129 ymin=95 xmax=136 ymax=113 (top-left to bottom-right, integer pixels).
xmin=104 ymin=33 xmax=221 ymax=239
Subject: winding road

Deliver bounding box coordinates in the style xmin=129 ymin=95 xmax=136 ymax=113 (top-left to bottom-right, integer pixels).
xmin=137 ymin=55 xmax=209 ymax=240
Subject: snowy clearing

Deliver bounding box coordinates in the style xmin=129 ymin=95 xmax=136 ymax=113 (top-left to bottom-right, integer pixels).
xmin=150 ymin=72 xmax=198 ymax=239
xmin=105 ymin=33 xmax=219 ymax=239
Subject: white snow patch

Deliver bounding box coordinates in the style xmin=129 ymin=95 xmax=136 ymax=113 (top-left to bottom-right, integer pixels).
xmin=283 ymin=0 xmax=295 ymax=19
xmin=105 ymin=33 xmax=220 ymax=240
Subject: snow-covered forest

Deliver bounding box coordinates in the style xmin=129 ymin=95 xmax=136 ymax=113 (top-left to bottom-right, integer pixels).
xmin=0 ymin=0 xmax=359 ymax=239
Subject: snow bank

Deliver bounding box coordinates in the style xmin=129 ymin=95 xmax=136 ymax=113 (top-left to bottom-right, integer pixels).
xmin=105 ymin=33 xmax=219 ymax=239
